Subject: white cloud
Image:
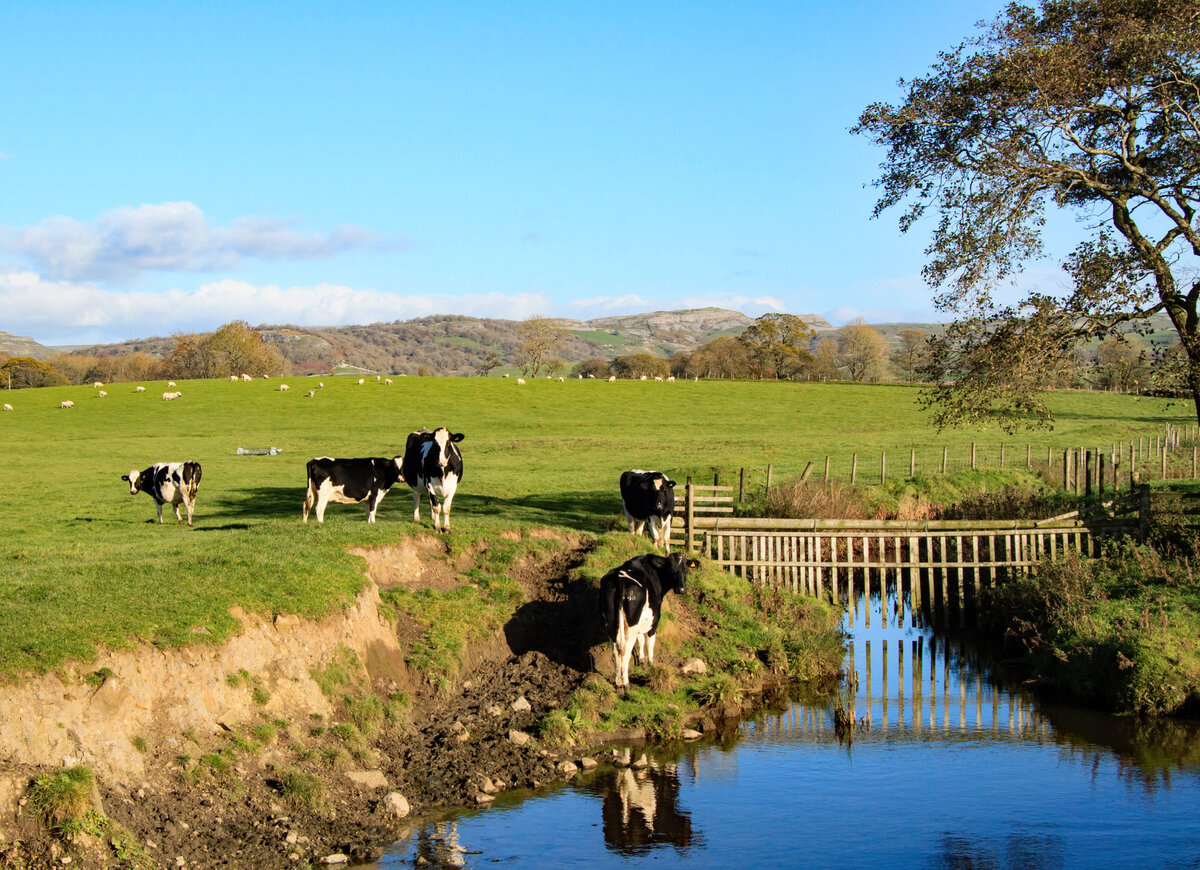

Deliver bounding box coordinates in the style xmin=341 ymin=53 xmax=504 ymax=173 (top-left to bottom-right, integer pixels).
xmin=0 ymin=202 xmax=406 ymax=284
xmin=0 ymin=269 xmax=550 ymax=345
xmin=566 ymin=294 xmax=649 ymax=314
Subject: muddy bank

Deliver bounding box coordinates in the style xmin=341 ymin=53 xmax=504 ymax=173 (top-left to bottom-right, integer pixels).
xmin=0 ymin=533 xmax=835 ymax=869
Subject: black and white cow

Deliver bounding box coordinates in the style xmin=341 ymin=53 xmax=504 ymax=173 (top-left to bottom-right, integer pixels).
xmin=620 ymin=470 xmax=677 ymax=552
xmin=302 ymin=456 xmax=403 ymax=523
xmin=401 ymin=427 xmax=464 ymax=532
xmin=122 ymin=462 xmax=203 ymax=526
xmin=598 ymin=553 xmax=698 ymax=689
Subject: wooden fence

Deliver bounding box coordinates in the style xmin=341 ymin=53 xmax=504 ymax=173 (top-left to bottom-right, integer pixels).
xmin=673 ymin=482 xmax=1147 ymax=626
xmin=709 ymin=423 xmax=1200 ymax=504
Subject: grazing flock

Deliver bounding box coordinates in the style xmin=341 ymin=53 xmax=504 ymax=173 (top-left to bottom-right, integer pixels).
xmin=92 ymin=375 xmax=692 ymax=690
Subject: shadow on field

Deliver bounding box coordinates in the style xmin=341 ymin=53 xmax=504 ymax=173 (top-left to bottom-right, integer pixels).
xmin=191 ymin=523 xmax=253 ymax=532
xmin=208 ymin=485 xmax=302 ymax=521
xmin=455 ymin=489 xmax=619 ymax=532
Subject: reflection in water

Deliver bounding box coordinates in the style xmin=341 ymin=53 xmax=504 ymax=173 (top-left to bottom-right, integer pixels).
xmin=589 ymin=755 xmax=697 ymax=856
xmin=378 ymin=585 xmax=1200 ymax=869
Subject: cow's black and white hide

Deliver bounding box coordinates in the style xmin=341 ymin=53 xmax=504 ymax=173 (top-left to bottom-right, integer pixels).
xmin=598 ymin=552 xmax=698 ymax=688
xmin=302 ymin=456 xmax=404 ymax=523
xmin=122 ymin=462 xmax=203 ymax=526
xmin=401 ymin=427 xmax=464 ymax=532
xmin=619 ymin=470 xmax=677 ymax=551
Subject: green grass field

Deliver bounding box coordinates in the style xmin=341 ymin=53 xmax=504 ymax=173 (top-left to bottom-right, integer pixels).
xmin=0 ymin=375 xmax=1191 ymax=681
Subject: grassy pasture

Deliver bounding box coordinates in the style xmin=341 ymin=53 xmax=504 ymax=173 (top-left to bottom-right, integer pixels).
xmin=0 ymin=375 xmax=1189 ymax=681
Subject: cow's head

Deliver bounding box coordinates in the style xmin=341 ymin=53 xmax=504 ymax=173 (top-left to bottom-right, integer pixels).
xmin=430 ymin=428 xmax=465 ymax=469
xmin=667 ymin=553 xmax=700 ymax=594
xmin=641 ymin=474 xmax=677 ymax=513
xmin=121 ymin=470 xmax=143 ymax=494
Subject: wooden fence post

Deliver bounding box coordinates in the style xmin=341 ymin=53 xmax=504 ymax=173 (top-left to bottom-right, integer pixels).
xmin=1085 ymin=450 xmax=1093 ymax=497
xmin=1026 ymin=444 xmax=1032 ymax=468
xmin=766 ymin=463 xmax=774 ymax=492
xmin=1098 ymin=452 xmax=1106 ymax=498
xmin=1000 ymin=443 xmax=1005 ymax=469
xmin=1063 ymin=448 xmax=1070 ymax=491
xmin=1139 ymin=484 xmax=1151 ymax=541
xmin=686 ymin=477 xmax=694 ymax=555
xmin=739 ymin=467 xmax=746 ymax=504
xmin=971 ymin=442 xmax=977 ymax=470
xmin=942 ymin=445 xmax=948 ymax=474
xmin=1162 ymin=442 xmax=1168 ymax=480
xmin=851 ymin=453 xmax=858 ymax=485
xmin=822 ymin=457 xmax=828 ymax=483
xmin=881 ymin=451 xmax=887 ymax=485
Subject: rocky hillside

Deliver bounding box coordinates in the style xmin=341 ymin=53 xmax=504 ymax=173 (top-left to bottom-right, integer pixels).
xmin=0 ymin=330 xmax=56 ymax=360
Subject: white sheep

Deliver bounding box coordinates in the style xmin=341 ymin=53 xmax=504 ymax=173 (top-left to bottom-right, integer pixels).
xmin=60 ymin=400 xmax=74 ymax=409
xmin=97 ymin=390 xmax=107 ymax=397
xmin=307 ymin=389 xmax=315 ymax=397
xmin=608 ymin=375 xmax=616 ymax=382
xmin=516 ymin=378 xmax=526 ymax=385
xmin=135 ymin=386 xmax=146 ymax=392
xmin=384 ymin=378 xmax=393 ymax=385
xmin=2 ymin=403 xmax=12 ymax=411
xmin=358 ymin=378 xmax=365 ymax=385
xmin=92 ymin=381 xmax=103 ymax=388
xmin=229 ymin=375 xmax=238 ymax=382
xmin=167 ymin=381 xmax=176 ymax=387
xmin=279 ymin=384 xmax=290 ymax=392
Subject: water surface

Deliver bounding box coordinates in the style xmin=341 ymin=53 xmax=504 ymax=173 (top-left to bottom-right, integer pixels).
xmin=376 ymin=591 xmax=1200 ymax=868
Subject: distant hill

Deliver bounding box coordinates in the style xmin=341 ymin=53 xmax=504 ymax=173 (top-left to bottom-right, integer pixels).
xmin=0 ymin=331 xmax=57 ymax=360
xmin=68 ymin=307 xmax=829 ymax=376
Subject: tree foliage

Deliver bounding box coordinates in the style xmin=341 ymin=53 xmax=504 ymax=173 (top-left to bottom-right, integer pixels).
xmin=854 ymin=0 xmax=1200 ymax=428
xmin=737 ymin=313 xmax=815 ymax=379
xmin=612 ymin=353 xmax=670 ymax=378
xmin=890 ymin=329 xmax=930 ymax=383
xmin=167 ymin=321 xmax=288 ymax=379
xmin=0 ymin=356 xmax=68 ymax=389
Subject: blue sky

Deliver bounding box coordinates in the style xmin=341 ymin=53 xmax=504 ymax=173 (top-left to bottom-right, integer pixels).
xmin=0 ymin=0 xmax=1058 ymax=346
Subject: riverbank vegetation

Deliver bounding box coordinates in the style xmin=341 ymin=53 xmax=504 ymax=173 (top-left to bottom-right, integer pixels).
xmin=987 ymin=517 xmax=1200 ymax=718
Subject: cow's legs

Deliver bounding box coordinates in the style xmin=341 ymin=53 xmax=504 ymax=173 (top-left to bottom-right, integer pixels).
xmin=365 ymin=489 xmax=381 ymax=523
xmin=440 ymin=491 xmax=455 ymax=532
xmin=619 ymin=635 xmax=638 ymax=687
xmin=156 ymin=502 xmax=165 ymax=524
xmin=184 ymin=497 xmax=195 ymax=527
xmin=411 ymin=488 xmax=422 ymax=523
xmin=646 ymin=633 xmax=657 ymax=665
xmin=429 ymin=490 xmax=443 ymax=532
xmin=302 ymin=485 xmax=315 ymax=522
xmin=315 ymin=494 xmax=328 ymax=524
xmin=173 ymin=501 xmax=184 ymax=523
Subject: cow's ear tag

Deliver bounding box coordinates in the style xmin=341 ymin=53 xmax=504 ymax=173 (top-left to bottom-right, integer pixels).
xmin=686 ymin=558 xmax=701 ymax=569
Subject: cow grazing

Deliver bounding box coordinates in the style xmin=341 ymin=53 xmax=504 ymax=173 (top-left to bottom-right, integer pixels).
xmin=122 ymin=462 xmax=203 ymax=526
xmin=60 ymin=400 xmax=74 ymax=409
xmin=302 ymin=456 xmax=403 ymax=523
xmin=401 ymin=427 xmax=464 ymax=532
xmin=599 ymin=553 xmax=698 ymax=688
xmin=620 ymin=470 xmax=677 ymax=552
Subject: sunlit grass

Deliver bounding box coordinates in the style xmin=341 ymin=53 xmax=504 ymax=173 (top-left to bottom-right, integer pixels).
xmin=0 ymin=375 xmax=1186 ymax=682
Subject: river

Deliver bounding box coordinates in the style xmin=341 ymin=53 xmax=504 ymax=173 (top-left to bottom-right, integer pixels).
xmin=374 ymin=590 xmax=1200 ymax=868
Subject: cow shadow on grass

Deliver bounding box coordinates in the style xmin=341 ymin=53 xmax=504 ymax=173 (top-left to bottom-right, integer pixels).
xmin=504 ymin=568 xmax=609 ymax=674
xmin=205 ymin=485 xmax=303 ymax=521
xmin=458 ymin=489 xmax=620 ymax=534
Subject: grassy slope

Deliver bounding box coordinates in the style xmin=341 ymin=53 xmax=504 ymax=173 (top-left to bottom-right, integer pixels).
xmin=0 ymin=376 xmax=1189 ymax=681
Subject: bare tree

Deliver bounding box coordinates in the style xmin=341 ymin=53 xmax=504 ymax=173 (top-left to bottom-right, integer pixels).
xmin=839 ymin=321 xmax=890 ymax=382
xmin=890 ymin=329 xmax=928 ymax=383
xmin=514 ymin=316 xmax=565 ymax=378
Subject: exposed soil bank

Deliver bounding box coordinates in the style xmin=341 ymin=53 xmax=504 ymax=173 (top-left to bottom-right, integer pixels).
xmin=0 ymin=533 xmax=784 ymax=869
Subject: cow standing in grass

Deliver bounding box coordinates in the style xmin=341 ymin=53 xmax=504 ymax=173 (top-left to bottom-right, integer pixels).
xmin=302 ymin=457 xmax=403 ymax=523
xmin=620 ymin=470 xmax=677 ymax=552
xmin=122 ymin=462 xmax=203 ymax=526
xmin=401 ymin=427 xmax=464 ymax=532
xmin=599 ymin=553 xmax=697 ymax=689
